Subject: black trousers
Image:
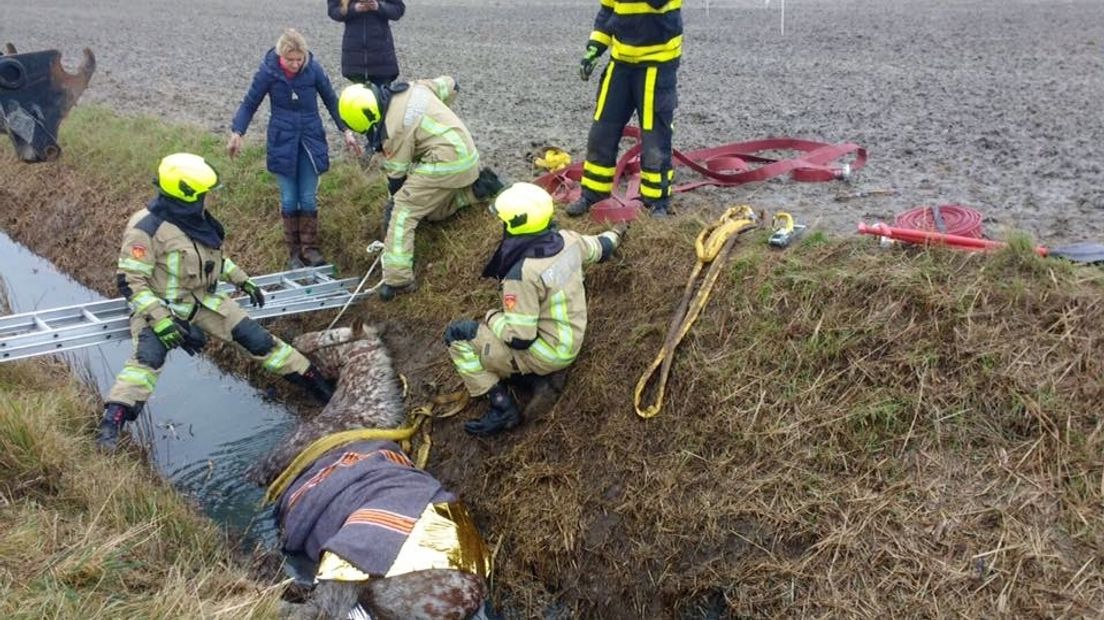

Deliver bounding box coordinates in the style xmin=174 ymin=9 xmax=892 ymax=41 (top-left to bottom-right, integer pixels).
xmin=581 ymin=59 xmax=679 ymax=208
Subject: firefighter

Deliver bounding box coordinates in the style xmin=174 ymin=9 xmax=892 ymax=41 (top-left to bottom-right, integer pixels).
xmin=338 ymin=78 xmax=504 ymax=301
xmin=567 ymin=0 xmax=682 ymax=218
xmin=445 ymin=182 xmax=626 ymax=436
xmin=96 ymin=153 xmax=334 ymax=451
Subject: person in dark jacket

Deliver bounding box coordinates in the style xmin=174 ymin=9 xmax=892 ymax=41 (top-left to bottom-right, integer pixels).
xmin=228 ymin=29 xmax=360 ymax=268
xmin=327 ymin=0 xmax=406 ymax=88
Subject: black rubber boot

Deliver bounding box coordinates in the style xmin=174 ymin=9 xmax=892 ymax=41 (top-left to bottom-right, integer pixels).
xmin=471 ymin=167 xmax=505 ymax=201
xmin=377 ymin=281 xmax=418 ymax=302
xmin=96 ymin=402 xmax=132 ymax=452
xmin=645 ymin=199 xmax=670 ymax=218
xmin=566 ymin=194 xmax=598 ymax=217
xmin=285 ymin=364 xmax=335 ymax=405
xmin=464 ymin=384 xmax=521 ymax=437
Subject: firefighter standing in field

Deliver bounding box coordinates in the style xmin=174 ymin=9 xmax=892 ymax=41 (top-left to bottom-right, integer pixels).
xmin=96 ymin=153 xmax=334 ymax=451
xmin=338 ymin=77 xmax=504 ymax=301
xmin=567 ymin=0 xmax=683 ymax=218
xmin=445 ymin=182 xmax=626 ymax=436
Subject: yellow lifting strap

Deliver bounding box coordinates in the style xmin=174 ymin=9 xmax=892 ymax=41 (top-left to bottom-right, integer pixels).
xmin=634 ymin=206 xmax=758 ymax=418
xmin=263 ymin=388 xmax=471 ymax=505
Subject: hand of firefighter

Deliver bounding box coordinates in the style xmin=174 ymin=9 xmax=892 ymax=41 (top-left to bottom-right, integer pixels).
xmin=443 ymin=320 xmax=480 ymax=346
xmin=152 ymin=317 xmax=185 ymax=350
xmin=388 ymin=175 xmax=406 ymax=197
xmin=241 ymin=280 xmax=266 ymax=308
xmin=611 ymin=222 xmax=630 ymax=241
xmin=579 ymin=45 xmax=602 ymax=81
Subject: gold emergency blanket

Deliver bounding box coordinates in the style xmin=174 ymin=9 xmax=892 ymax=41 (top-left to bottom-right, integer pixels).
xmin=315 ymin=501 xmax=491 ymax=581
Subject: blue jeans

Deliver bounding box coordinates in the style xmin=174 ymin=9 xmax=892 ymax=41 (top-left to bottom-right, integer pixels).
xmin=275 ymin=145 xmax=320 ymax=215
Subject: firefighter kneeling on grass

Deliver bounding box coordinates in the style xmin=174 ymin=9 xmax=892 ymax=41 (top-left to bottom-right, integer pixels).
xmin=446 ymin=182 xmax=627 ymax=436
xmin=96 ymin=153 xmax=335 ymax=451
xmin=338 ymin=77 xmax=504 ymax=301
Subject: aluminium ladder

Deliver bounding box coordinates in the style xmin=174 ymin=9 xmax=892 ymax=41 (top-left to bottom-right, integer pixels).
xmin=0 ymin=265 xmax=375 ymax=363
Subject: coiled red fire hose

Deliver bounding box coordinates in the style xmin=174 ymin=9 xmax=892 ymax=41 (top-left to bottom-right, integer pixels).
xmin=893 ymin=204 xmax=984 ymax=238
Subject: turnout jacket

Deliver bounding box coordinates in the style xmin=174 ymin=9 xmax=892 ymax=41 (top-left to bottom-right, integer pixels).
xmin=380 ymin=76 xmax=479 ymax=189
xmin=484 ymin=229 xmax=620 ymax=366
xmin=589 ymin=0 xmax=683 ymax=64
xmin=116 ymin=208 xmax=250 ymax=326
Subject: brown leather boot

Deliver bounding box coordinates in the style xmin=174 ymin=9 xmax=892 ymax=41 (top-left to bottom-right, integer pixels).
xmin=282 ymin=214 xmax=304 ymax=269
xmin=299 ymin=212 xmax=326 ymax=266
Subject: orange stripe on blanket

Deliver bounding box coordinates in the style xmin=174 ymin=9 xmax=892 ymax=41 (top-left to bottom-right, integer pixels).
xmin=287 ymin=450 xmax=374 ymax=509
xmin=381 ymin=450 xmax=413 ymax=467
xmin=344 ymin=508 xmax=417 ymax=536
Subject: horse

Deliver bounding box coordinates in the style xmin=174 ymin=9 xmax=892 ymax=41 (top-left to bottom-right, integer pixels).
xmin=252 ymin=320 xmax=490 ymax=620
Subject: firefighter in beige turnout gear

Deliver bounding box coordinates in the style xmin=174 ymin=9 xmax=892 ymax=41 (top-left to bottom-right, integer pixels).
xmin=97 ymin=153 xmax=334 ymax=451
xmin=338 ymin=77 xmax=504 ymax=300
xmin=445 ymin=182 xmax=625 ymax=436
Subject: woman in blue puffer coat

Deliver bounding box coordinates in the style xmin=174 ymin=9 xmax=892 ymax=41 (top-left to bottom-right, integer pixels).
xmin=228 ymin=29 xmax=361 ymax=268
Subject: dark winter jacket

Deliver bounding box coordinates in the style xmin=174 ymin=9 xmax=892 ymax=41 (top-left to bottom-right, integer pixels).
xmin=231 ymin=49 xmax=346 ymax=177
xmin=327 ymin=0 xmax=405 ymax=82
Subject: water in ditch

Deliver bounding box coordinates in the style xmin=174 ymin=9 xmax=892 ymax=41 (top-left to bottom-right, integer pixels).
xmin=0 ymin=230 xmax=296 ymax=549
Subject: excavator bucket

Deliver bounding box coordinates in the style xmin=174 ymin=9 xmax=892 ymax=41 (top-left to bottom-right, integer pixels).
xmin=0 ymin=44 xmax=96 ymax=162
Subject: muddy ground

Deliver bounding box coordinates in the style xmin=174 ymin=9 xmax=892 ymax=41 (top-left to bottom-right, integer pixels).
xmin=5 ymin=0 xmax=1104 ymax=243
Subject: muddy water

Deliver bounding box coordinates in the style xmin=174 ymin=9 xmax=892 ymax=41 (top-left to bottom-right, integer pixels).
xmin=0 ymin=230 xmax=291 ymax=548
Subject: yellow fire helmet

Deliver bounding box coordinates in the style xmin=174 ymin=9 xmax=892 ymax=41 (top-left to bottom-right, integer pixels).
xmin=339 ymin=83 xmax=382 ymax=134
xmin=490 ymin=182 xmax=555 ymax=235
xmin=157 ymin=153 xmax=220 ymax=203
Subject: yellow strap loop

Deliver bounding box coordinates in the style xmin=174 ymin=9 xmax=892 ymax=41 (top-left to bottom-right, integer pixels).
xmin=634 ymin=206 xmax=758 ymax=418
xmin=264 ymin=377 xmax=471 ymax=504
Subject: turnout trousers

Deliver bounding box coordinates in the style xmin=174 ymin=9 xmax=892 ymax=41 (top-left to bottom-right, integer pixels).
xmin=106 ymin=301 xmax=310 ymax=407
xmin=580 ymin=59 xmax=679 ymax=209
xmin=382 ymin=175 xmax=479 ymax=286
xmin=448 ymin=325 xmax=572 ymax=397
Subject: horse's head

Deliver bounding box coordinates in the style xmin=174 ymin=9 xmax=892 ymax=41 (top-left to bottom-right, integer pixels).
xmin=252 ymin=319 xmax=406 ymax=486
xmin=292 ymin=319 xmax=382 ymax=381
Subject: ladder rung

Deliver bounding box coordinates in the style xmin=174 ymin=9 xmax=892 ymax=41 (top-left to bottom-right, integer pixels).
xmin=0 ymin=264 xmax=359 ymax=363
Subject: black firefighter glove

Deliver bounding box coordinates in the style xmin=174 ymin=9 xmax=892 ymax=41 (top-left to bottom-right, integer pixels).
xmin=241 ymin=279 xmax=265 ymax=308
xmin=579 ymin=44 xmax=604 ymax=81
xmin=444 ymin=320 xmax=480 ymax=346
xmin=388 ymin=175 xmax=406 ymax=196
xmin=172 ymin=317 xmax=208 ymax=356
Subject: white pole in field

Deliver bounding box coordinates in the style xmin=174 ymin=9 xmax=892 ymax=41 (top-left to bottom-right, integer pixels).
xmin=781 ymin=0 xmax=786 ymax=36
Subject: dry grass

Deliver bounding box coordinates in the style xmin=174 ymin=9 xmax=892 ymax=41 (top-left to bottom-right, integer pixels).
xmin=0 ymin=357 xmax=280 ymax=618
xmin=1 ymin=107 xmax=1102 ymax=618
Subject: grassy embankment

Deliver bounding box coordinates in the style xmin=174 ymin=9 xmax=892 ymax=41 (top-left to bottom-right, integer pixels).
xmin=0 ymin=357 xmax=280 ymax=618
xmin=1 ymin=105 xmax=1102 ymax=617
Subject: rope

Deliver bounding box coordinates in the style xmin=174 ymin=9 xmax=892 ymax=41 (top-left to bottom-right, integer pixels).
xmin=324 ymin=240 xmax=385 ymax=335
xmin=634 ymin=206 xmax=759 ymax=418
xmin=893 ymin=204 xmax=983 ymax=238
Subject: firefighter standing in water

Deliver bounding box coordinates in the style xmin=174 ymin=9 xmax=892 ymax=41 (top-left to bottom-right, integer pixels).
xmin=445 ymin=182 xmax=626 ymax=436
xmin=338 ymin=77 xmax=504 ymax=300
xmin=567 ymin=0 xmax=683 ymax=218
xmin=96 ymin=153 xmax=334 ymax=451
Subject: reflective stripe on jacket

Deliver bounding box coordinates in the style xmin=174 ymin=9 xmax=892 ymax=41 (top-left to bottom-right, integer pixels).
xmin=483 ymin=230 xmax=619 ymax=365
xmin=590 ymin=0 xmax=683 ymax=64
xmin=116 ymin=209 xmax=250 ymax=324
xmin=380 ymin=77 xmax=480 ymax=189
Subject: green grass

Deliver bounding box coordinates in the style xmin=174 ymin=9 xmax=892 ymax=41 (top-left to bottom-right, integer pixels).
xmin=0 ymin=359 xmax=278 ymax=618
